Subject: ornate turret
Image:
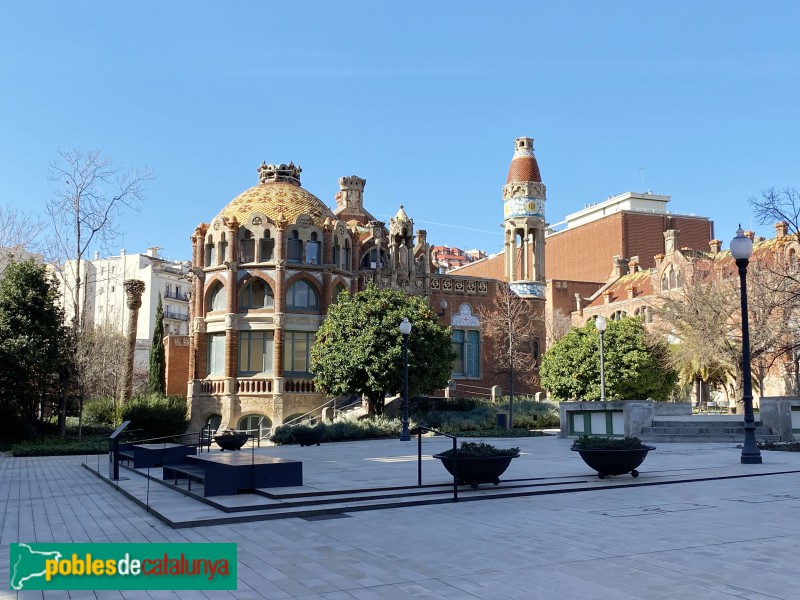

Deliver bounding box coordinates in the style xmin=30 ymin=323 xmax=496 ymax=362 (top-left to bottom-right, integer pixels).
xmin=389 ymin=205 xmax=414 ymax=285
xmin=503 ymin=137 xmax=546 ymax=298
xmin=257 ymin=161 xmax=302 ymax=186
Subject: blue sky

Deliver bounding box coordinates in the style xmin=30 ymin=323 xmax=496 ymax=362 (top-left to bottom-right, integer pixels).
xmin=1 ymin=2 xmax=798 ymax=262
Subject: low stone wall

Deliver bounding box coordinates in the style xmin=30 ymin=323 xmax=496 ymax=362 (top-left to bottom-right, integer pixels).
xmin=759 ymin=397 xmax=800 ymax=441
xmin=559 ymin=400 xmax=692 ymax=438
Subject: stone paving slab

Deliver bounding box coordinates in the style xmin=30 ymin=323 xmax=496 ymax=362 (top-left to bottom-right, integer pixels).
xmin=2 ymin=436 xmax=800 ymax=599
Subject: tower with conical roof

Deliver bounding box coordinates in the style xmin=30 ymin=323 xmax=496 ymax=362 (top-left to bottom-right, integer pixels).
xmin=503 ymin=137 xmax=546 ymax=297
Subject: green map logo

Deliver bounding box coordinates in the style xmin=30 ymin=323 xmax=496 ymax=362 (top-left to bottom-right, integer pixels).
xmin=10 ymin=543 xmax=237 ymax=590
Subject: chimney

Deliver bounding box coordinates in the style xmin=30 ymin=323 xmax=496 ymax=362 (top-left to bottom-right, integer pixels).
xmin=93 ymin=251 xmax=100 ymax=261
xmin=709 ymin=239 xmax=722 ymax=254
xmin=629 ymin=256 xmax=640 ymax=273
xmin=654 ymin=253 xmax=664 ymax=269
xmin=627 ymin=285 xmax=637 ymax=301
xmin=603 ymin=290 xmax=613 ymax=304
xmin=776 ymin=221 xmax=788 ymax=238
xmin=612 ymin=256 xmax=629 ymax=278
xmin=120 ymin=249 xmax=126 ymax=257
xmin=147 ymin=247 xmax=160 ymax=258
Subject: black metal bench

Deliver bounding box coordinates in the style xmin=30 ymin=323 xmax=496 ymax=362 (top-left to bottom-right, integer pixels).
xmin=163 ymin=463 xmax=207 ymax=491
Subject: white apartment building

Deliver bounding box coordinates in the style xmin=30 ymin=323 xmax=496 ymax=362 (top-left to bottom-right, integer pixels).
xmin=55 ymin=247 xmax=191 ymax=371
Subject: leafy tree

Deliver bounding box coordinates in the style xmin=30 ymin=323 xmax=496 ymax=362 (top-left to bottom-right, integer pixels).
xmin=310 ymin=284 xmax=454 ymax=415
xmin=148 ymin=294 xmax=166 ymax=395
xmin=540 ymin=316 xmax=677 ymax=401
xmin=0 ymin=260 xmax=67 ymax=436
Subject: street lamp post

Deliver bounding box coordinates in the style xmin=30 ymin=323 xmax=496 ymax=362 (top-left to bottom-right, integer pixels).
xmin=399 ymin=317 xmax=412 ymax=441
xmin=730 ymin=226 xmax=762 ymax=464
xmin=595 ymin=315 xmax=607 ymax=402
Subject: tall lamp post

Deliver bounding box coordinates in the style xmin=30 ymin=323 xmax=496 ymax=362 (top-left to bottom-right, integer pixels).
xmin=399 ymin=317 xmax=412 ymax=441
xmin=595 ymin=315 xmax=607 ymax=402
xmin=730 ymin=226 xmax=762 ymax=464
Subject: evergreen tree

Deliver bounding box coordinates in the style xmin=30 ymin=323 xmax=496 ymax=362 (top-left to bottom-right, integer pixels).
xmin=310 ymin=284 xmax=454 ymax=415
xmin=0 ymin=259 xmax=67 ymax=435
xmin=540 ymin=316 xmax=677 ymax=401
xmin=148 ymin=293 xmax=166 ymax=395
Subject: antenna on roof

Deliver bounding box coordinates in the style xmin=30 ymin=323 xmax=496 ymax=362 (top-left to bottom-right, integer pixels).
xmin=640 ymin=167 xmax=645 ymax=192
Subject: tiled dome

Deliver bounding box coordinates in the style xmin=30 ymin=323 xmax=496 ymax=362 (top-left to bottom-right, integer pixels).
xmin=216 ymin=163 xmax=335 ymax=226
xmin=506 ymin=137 xmax=542 ymax=184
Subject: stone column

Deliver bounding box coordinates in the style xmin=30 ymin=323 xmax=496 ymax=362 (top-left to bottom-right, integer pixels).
xmin=121 ymin=279 xmax=145 ymax=406
xmin=274 ymin=215 xmax=288 ymax=386
xmin=321 ymin=221 xmax=333 ymax=314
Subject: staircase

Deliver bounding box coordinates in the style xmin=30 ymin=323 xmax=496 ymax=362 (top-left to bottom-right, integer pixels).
xmin=639 ymin=415 xmax=781 ymax=443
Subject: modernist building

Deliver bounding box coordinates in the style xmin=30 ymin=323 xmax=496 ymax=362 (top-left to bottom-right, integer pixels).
xmin=185 ymin=138 xmax=548 ymax=436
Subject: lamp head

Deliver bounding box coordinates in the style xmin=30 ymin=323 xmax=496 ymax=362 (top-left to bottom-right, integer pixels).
xmin=399 ymin=317 xmax=412 ymax=335
xmin=730 ymin=225 xmax=753 ymax=260
xmin=439 ymin=299 xmax=448 ymax=311
xmin=595 ymin=315 xmax=607 ymax=333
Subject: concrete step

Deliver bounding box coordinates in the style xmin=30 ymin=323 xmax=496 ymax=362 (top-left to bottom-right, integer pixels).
xmin=642 ymin=426 xmax=773 ymax=435
xmin=651 ymin=419 xmax=764 ymax=428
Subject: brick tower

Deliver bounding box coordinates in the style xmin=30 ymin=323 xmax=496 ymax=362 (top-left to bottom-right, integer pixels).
xmin=503 ymin=137 xmax=546 ymax=298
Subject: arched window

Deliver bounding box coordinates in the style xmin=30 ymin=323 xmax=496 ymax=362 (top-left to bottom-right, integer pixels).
xmin=332 ymin=235 xmax=340 ymax=267
xmin=240 ymin=229 xmax=255 ymax=263
xmin=611 ymin=310 xmax=627 ymax=321
xmin=287 ymin=230 xmax=302 ymax=263
xmin=287 ymin=280 xmax=319 ymax=310
xmin=669 ymin=268 xmax=677 ymax=289
xmin=532 ymin=339 xmax=540 ymax=365
xmin=205 ymin=414 xmax=222 ymax=432
xmin=332 ymin=283 xmax=348 ymax=304
xmin=360 ymin=248 xmax=386 ymax=269
xmin=260 ymin=230 xmax=275 ymax=262
xmin=205 ymin=235 xmax=216 ymax=267
xmin=207 ymin=283 xmax=226 ymax=311
xmin=218 ymin=232 xmax=228 ymax=264
xmin=237 ymin=414 xmax=272 ymax=439
xmin=790 ymin=249 xmax=798 ymax=272
xmin=343 ymin=239 xmax=351 ymax=270
xmin=239 ymin=279 xmax=274 ymax=310
xmin=307 ymin=232 xmax=321 ymax=265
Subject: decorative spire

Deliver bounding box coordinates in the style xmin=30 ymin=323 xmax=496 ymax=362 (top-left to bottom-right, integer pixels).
xmin=506 ymin=137 xmax=541 ymax=184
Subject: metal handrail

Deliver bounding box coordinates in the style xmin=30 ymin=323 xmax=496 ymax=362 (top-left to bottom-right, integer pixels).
xmin=415 ymin=426 xmax=458 ymax=503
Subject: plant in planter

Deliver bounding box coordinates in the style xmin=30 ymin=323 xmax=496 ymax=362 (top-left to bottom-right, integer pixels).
xmin=212 ymin=430 xmax=250 ymax=451
xmin=571 ymin=435 xmax=655 ymax=479
xmin=433 ymin=441 xmax=520 ymax=489
xmin=292 ymin=424 xmax=325 ymax=447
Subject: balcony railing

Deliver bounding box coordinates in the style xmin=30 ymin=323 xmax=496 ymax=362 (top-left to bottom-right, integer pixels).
xmin=164 ymin=310 xmax=189 ymax=321
xmin=164 ymin=290 xmax=189 ymax=301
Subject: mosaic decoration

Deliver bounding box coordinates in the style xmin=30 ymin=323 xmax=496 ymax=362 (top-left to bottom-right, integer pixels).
xmin=504 ymin=196 xmax=545 ymax=219
xmin=451 ymin=303 xmax=480 ymax=328
xmin=455 ymin=280 xmax=464 ymax=292
xmin=510 ymin=281 xmax=545 ymax=299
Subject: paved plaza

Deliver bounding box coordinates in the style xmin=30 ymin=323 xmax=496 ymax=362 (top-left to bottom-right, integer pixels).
xmin=2 ymin=435 xmax=800 ymax=599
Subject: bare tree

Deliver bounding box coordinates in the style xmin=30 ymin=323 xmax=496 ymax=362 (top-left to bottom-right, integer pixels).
xmin=0 ymin=202 xmax=45 ymax=275
xmin=657 ymin=250 xmax=800 ymax=409
xmin=546 ymin=307 xmax=573 ymax=347
xmin=46 ymin=149 xmax=153 ymax=330
xmin=46 ymin=149 xmax=153 ymax=434
xmin=478 ymin=283 xmax=542 ymax=428
xmin=751 ymin=187 xmax=800 ymax=237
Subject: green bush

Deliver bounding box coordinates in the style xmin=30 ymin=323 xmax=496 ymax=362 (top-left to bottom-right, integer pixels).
xmin=83 ymin=398 xmax=119 ymax=426
xmin=121 ymin=394 xmax=188 ymax=441
xmin=570 ymin=435 xmax=649 ymax=450
xmin=271 ymin=417 xmax=401 ymax=445
xmin=12 ymin=437 xmax=108 ymax=457
xmin=415 ymin=398 xmax=560 ymax=433
xmin=436 ymin=441 xmax=520 ymax=458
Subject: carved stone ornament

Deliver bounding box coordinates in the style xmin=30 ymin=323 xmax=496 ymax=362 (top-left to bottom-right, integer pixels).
xmin=274 ymin=313 xmax=285 ymax=328
xmin=298 ymin=216 xmax=312 ymax=229
xmin=451 ymin=304 xmax=480 ymax=328
xmin=213 ymin=220 xmax=221 ymax=231
xmin=193 ymin=317 xmax=206 ymax=333
xmin=225 ymin=313 xmax=236 ymax=329
xmin=502 ymin=181 xmax=547 ymax=201
xmin=252 ymin=216 xmax=263 ymax=226
xmin=337 ymin=224 xmax=346 ymax=237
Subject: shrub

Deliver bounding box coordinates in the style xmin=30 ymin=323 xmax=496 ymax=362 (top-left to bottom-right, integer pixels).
xmin=570 ymin=435 xmax=649 ymax=450
xmin=121 ymin=394 xmax=188 ymax=440
xmin=84 ymin=398 xmax=119 ymax=426
xmin=436 ymin=441 xmax=520 ymax=458
xmin=12 ymin=438 xmax=108 ymax=457
xmin=271 ymin=417 xmax=401 ymax=445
